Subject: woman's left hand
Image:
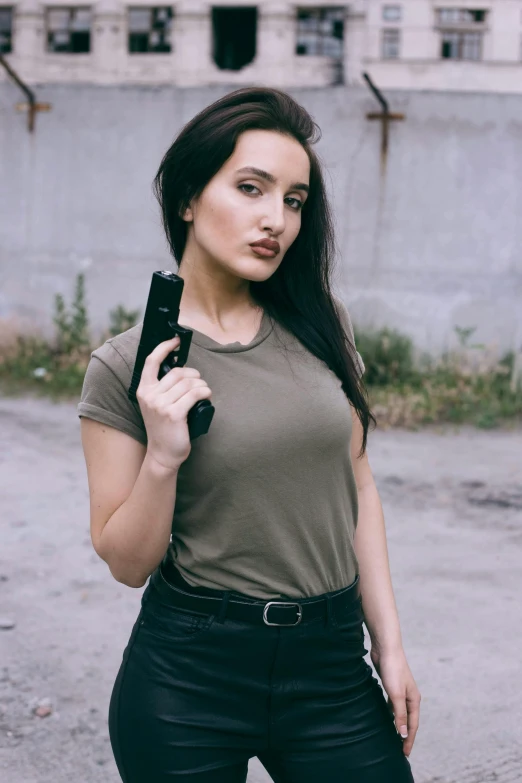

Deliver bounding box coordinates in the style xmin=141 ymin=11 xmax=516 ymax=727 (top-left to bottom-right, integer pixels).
xmin=370 ymin=646 xmax=421 ymax=758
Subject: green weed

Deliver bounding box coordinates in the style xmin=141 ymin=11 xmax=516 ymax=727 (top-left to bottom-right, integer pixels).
xmin=0 ymin=278 xmax=520 ymax=428
xmin=0 ymin=274 xmax=140 ymax=401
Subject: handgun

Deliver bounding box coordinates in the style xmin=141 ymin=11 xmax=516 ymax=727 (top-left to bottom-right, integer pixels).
xmin=128 ymin=270 xmax=215 ymax=440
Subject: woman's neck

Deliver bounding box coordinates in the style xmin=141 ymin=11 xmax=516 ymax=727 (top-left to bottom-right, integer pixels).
xmin=176 ymin=259 xmax=262 ymax=344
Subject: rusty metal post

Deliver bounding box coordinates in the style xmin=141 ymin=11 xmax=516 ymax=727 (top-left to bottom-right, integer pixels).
xmin=362 ymin=72 xmax=404 ymax=170
xmin=0 ymin=53 xmax=51 ymax=132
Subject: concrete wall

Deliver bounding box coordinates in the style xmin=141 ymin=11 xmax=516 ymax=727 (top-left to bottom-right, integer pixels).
xmin=1 ymin=83 xmax=521 ymax=358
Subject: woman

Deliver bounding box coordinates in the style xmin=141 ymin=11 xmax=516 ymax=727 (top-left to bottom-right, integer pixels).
xmin=78 ymin=87 xmax=420 ymax=782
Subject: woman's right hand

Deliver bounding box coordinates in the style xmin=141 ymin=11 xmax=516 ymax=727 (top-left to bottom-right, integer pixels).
xmin=136 ymin=336 xmax=212 ymax=472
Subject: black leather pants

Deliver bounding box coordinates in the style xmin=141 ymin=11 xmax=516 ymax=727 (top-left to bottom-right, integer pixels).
xmin=108 ymin=565 xmax=415 ymax=782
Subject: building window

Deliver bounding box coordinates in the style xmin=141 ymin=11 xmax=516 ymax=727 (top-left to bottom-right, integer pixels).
xmin=436 ymin=8 xmax=486 ymax=61
xmin=441 ymin=31 xmax=482 ymax=60
xmin=381 ymin=28 xmax=400 ymax=59
xmin=0 ymin=6 xmax=13 ymax=53
xmin=437 ymin=8 xmax=486 ymax=25
xmin=296 ymin=7 xmax=345 ymax=58
xmin=46 ymin=7 xmax=91 ymax=53
xmin=382 ymin=5 xmax=401 ymax=22
xmin=128 ymin=7 xmax=173 ymax=53
xmin=212 ymin=7 xmax=257 ymax=71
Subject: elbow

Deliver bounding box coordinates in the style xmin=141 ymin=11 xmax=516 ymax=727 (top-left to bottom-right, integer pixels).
xmin=94 ymin=537 xmax=148 ymax=588
xmin=118 ymin=576 xmax=148 ymax=589
xmin=96 ymin=547 xmax=149 ymax=588
xmin=108 ymin=563 xmax=148 ymax=589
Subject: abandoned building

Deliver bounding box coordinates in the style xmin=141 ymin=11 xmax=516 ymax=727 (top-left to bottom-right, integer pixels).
xmin=1 ymin=1 xmax=522 ymax=92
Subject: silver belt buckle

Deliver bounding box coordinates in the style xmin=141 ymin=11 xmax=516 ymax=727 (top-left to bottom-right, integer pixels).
xmin=263 ymin=601 xmax=303 ymax=626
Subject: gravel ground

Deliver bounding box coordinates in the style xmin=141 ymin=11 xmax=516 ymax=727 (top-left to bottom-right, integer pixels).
xmin=0 ymin=395 xmax=521 ymax=783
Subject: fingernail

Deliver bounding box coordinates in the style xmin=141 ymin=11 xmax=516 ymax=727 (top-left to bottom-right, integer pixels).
xmin=400 ymin=725 xmax=408 ymax=738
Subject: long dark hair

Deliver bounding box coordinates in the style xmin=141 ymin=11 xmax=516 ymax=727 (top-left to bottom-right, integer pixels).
xmin=153 ymin=87 xmax=375 ymax=456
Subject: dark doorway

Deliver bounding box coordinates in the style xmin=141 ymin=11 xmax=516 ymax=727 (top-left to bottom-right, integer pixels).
xmin=212 ymin=7 xmax=257 ymax=71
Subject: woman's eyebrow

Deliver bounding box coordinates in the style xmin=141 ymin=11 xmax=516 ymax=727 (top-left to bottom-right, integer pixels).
xmin=236 ymin=166 xmax=309 ymax=194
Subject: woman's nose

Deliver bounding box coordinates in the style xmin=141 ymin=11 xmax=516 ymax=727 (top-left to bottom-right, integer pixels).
xmin=261 ymin=197 xmax=286 ymax=235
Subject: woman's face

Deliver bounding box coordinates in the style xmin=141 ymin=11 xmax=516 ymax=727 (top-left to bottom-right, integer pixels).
xmin=182 ymin=129 xmax=310 ymax=283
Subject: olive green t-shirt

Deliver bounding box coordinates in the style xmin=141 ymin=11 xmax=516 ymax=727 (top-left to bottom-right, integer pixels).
xmin=77 ymin=297 xmax=365 ymax=600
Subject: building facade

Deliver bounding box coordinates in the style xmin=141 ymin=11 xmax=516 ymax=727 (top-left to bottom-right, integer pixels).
xmin=1 ymin=0 xmax=522 ymax=93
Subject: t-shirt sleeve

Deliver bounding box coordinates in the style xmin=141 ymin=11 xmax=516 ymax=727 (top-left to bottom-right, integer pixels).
xmin=77 ymin=341 xmax=147 ymax=446
xmin=332 ymin=294 xmax=365 ymax=379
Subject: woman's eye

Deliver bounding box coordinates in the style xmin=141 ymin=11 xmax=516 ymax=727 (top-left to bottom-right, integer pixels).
xmin=239 ymin=184 xmax=302 ymax=211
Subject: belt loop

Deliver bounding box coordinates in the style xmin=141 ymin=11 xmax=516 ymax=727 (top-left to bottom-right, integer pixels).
xmin=325 ymin=594 xmax=334 ymax=628
xmin=216 ymin=591 xmax=231 ymax=624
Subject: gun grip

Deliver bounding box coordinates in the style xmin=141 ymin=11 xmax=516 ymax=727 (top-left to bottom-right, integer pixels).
xmin=157 ymin=323 xmax=193 ymax=379
xmin=187 ymin=399 xmax=215 ymax=440
xmin=158 ymin=324 xmax=215 ymax=441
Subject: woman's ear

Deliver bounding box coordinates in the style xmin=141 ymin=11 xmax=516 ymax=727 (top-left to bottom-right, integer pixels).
xmin=180 ymin=203 xmax=194 ymax=222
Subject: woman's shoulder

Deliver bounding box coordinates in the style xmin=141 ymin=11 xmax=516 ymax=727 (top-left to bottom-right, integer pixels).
xmin=331 ymin=293 xmax=355 ymax=336
xmin=79 ymin=322 xmax=147 ymax=446
xmin=331 ymin=293 xmax=365 ymax=378
xmin=90 ymin=322 xmax=143 ymax=382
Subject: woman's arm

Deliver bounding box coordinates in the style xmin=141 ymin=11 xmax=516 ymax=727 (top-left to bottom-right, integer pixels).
xmin=81 ymin=418 xmax=179 ymax=588
xmin=79 ymin=336 xmax=213 ymax=589
xmin=350 ymin=406 xmax=421 ymax=757
xmin=350 ymin=408 xmax=403 ymax=654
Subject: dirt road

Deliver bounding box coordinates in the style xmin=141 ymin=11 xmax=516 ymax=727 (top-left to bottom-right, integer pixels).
xmin=1 ymin=396 xmax=521 ymax=783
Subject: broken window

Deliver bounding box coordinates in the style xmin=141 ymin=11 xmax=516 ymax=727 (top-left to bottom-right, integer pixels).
xmin=382 ymin=5 xmax=402 ymax=22
xmin=46 ymin=7 xmax=91 ymax=53
xmin=381 ymin=28 xmax=400 ymax=59
xmin=0 ymin=6 xmax=13 ymax=54
xmin=212 ymin=7 xmax=257 ymax=71
xmin=437 ymin=8 xmax=487 ymax=25
xmin=296 ymin=7 xmax=344 ymax=58
xmin=128 ymin=7 xmax=173 ymax=53
xmin=441 ymin=31 xmax=482 ymax=60
xmin=436 ymin=8 xmax=485 ymax=60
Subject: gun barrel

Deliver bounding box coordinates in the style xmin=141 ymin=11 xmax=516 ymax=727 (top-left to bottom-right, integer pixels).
xmin=128 ymin=271 xmax=185 ymax=403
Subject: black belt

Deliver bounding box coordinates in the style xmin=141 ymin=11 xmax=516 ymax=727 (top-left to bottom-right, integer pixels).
xmin=149 ymin=559 xmax=361 ymax=628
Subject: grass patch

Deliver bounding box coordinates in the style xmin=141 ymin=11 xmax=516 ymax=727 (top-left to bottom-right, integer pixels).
xmin=354 ymin=325 xmax=522 ymax=428
xmin=0 ymin=275 xmax=520 ymax=427
xmin=0 ymin=274 xmax=140 ymax=402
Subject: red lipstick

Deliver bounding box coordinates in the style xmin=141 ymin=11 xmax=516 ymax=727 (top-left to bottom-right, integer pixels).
xmin=249 ymin=238 xmax=280 ymax=258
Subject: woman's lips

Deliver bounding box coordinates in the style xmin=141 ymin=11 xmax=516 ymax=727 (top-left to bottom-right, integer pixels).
xmin=250 ymin=245 xmax=278 ymax=258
